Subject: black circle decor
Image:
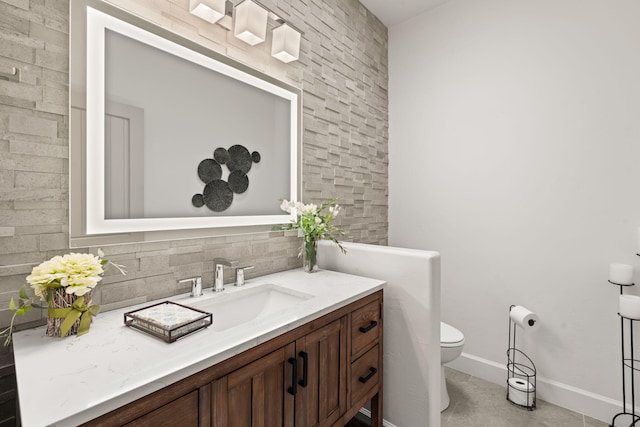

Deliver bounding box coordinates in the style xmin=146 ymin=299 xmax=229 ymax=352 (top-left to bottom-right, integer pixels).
xmin=228 ymin=170 xmax=249 ymax=194
xmin=191 ymin=193 xmax=205 ymax=208
xmin=213 ymin=147 xmax=230 ymax=164
xmin=202 ymin=179 xmax=233 ymax=212
xmin=251 ymin=151 xmax=261 ymax=163
xmin=197 ymin=159 xmax=222 ymax=184
xmin=226 ymin=145 xmax=253 ymax=174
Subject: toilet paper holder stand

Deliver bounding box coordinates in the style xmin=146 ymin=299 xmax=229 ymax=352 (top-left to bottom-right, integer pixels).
xmin=506 ymin=305 xmax=537 ymax=410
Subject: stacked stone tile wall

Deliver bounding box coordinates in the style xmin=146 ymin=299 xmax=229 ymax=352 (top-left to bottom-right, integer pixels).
xmin=0 ymin=0 xmax=388 ymax=330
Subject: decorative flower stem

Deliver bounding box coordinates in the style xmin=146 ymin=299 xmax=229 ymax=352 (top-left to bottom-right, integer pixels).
xmin=303 ymin=238 xmax=318 ymax=273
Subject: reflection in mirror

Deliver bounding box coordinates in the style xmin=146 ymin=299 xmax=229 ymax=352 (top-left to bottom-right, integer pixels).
xmin=69 ymin=0 xmax=301 ymax=246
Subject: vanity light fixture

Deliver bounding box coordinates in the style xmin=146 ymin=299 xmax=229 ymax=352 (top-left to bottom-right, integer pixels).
xmin=271 ymin=21 xmax=301 ymax=63
xmin=189 ymin=0 xmax=227 ymax=24
xmin=233 ymin=0 xmax=269 ymax=46
xmin=189 ymin=0 xmax=303 ymax=62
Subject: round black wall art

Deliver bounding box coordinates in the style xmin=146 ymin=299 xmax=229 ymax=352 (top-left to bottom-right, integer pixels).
xmin=251 ymin=151 xmax=261 ymax=163
xmin=197 ymin=158 xmax=222 ymax=183
xmin=228 ymin=170 xmax=249 ymax=194
xmin=226 ymin=145 xmax=253 ymax=174
xmin=192 ymin=144 xmax=261 ymax=212
xmin=202 ymin=179 xmax=233 ymax=212
xmin=214 ymin=147 xmax=230 ymax=164
xmin=191 ymin=193 xmax=204 ymax=208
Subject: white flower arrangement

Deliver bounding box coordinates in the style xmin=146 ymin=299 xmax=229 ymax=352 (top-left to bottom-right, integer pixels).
xmin=27 ymin=252 xmax=107 ymax=299
xmin=278 ymin=198 xmax=347 ymax=250
xmin=1 ymin=250 xmax=125 ymax=345
xmin=276 ymin=198 xmax=348 ymax=272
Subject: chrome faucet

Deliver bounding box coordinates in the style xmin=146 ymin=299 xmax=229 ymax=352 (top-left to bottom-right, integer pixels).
xmin=213 ymin=258 xmax=239 ymax=292
xmin=178 ymin=276 xmax=202 ymax=297
xmin=235 ymin=265 xmax=254 ymax=287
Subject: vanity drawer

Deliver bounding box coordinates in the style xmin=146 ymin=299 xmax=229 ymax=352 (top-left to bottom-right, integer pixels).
xmin=350 ymin=345 xmax=380 ymax=407
xmin=351 ymin=299 xmax=381 ymax=358
xmin=124 ymin=390 xmax=198 ymax=427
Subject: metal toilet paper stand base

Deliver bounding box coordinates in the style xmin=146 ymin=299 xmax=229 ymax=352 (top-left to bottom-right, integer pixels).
xmin=506 ymin=305 xmax=536 ymax=410
xmin=610 ymin=273 xmax=640 ymax=427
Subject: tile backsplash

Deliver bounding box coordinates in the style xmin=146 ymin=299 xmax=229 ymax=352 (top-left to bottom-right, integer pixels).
xmin=0 ymin=0 xmax=388 ymax=329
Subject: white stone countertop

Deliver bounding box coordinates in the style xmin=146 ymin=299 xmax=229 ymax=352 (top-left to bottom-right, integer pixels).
xmin=13 ymin=268 xmax=385 ymax=427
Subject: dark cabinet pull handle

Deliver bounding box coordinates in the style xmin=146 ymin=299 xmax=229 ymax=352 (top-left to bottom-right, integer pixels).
xmin=358 ymin=367 xmax=377 ymax=384
xmin=298 ymin=351 xmax=308 ymax=387
xmin=287 ymin=357 xmax=297 ymax=395
xmin=359 ymin=320 xmax=378 ymax=333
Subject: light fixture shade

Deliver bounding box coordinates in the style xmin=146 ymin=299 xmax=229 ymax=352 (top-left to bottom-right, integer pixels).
xmin=233 ymin=0 xmax=268 ymax=46
xmin=271 ymin=23 xmax=301 ymax=63
xmin=189 ymin=0 xmax=227 ymax=24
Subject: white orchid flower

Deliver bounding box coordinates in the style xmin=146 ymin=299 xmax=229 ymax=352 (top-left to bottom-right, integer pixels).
xmin=280 ymin=199 xmax=294 ymax=213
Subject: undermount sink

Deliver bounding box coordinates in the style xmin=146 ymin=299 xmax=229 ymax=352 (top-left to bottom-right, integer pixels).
xmin=189 ymin=284 xmax=314 ymax=332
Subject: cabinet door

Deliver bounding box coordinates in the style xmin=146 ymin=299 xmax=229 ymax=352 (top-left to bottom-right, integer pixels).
xmin=295 ymin=318 xmax=346 ymax=427
xmin=211 ymin=344 xmax=295 ymax=427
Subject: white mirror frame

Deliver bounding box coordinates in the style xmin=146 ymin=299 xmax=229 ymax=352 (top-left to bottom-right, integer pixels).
xmin=70 ymin=0 xmax=301 ymax=245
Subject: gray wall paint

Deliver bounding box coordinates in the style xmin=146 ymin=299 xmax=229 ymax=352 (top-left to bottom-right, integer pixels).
xmin=0 ymin=0 xmax=388 ymax=330
xmin=388 ymin=0 xmax=640 ymax=421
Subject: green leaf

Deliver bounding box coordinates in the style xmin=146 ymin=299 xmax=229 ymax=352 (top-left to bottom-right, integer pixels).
xmin=9 ymin=297 xmax=16 ymax=311
xmin=18 ymin=285 xmax=28 ymax=299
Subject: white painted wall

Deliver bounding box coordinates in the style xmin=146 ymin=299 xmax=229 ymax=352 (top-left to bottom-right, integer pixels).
xmin=388 ymin=0 xmax=640 ymax=422
xmin=318 ymin=241 xmax=441 ymax=427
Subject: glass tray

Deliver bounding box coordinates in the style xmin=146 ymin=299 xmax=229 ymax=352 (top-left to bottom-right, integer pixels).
xmin=124 ymin=301 xmax=212 ymax=343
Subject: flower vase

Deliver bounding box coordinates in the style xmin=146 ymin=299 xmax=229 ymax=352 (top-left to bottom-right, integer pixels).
xmin=46 ymin=289 xmax=92 ymax=337
xmin=303 ymin=238 xmax=319 ymax=273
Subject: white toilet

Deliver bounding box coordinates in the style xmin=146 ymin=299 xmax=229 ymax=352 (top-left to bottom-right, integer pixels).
xmin=440 ymin=321 xmax=465 ymax=411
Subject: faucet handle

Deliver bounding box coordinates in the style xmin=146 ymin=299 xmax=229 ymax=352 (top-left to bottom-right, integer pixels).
xmin=179 ymin=277 xmax=202 ymax=297
xmin=235 ymin=265 xmax=254 ymax=287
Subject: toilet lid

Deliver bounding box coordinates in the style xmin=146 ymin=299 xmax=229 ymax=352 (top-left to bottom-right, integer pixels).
xmin=441 ymin=322 xmax=464 ymax=344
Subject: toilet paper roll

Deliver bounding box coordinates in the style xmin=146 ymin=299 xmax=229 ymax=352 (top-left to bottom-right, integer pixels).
xmin=510 ymin=305 xmax=539 ymax=330
xmin=508 ymin=377 xmax=535 ymax=407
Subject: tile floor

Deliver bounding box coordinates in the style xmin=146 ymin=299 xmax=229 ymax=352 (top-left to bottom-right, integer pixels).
xmin=346 ymin=367 xmax=612 ymax=426
xmin=443 ymin=367 xmax=609 ymax=427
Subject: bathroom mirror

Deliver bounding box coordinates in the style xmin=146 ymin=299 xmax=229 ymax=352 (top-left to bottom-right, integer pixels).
xmin=69 ymin=0 xmax=301 ymax=247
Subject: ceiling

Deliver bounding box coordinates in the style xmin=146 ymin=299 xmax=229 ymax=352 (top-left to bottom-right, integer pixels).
xmin=359 ymin=0 xmax=450 ymax=27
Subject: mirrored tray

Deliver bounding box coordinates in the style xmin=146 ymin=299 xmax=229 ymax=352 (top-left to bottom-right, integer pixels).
xmin=124 ymin=301 xmax=212 ymax=343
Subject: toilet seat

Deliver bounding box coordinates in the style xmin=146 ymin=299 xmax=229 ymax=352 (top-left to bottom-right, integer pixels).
xmin=441 ymin=322 xmax=464 ymax=347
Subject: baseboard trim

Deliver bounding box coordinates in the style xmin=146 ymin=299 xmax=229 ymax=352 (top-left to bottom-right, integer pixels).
xmin=448 ymin=352 xmax=621 ymax=424
xmin=358 ymin=408 xmax=398 ymax=427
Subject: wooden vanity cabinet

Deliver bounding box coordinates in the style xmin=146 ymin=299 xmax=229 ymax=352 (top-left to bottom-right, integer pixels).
xmin=294 ymin=318 xmax=347 ymax=427
xmin=210 ymin=344 xmax=296 ymax=427
xmin=83 ymin=290 xmax=383 ymax=427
